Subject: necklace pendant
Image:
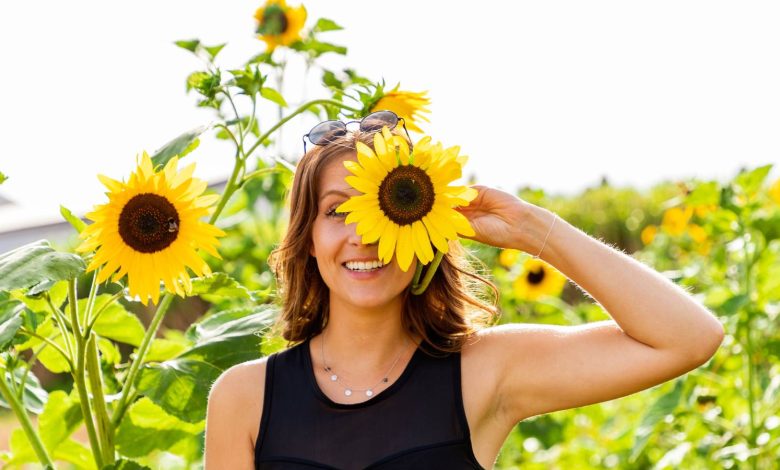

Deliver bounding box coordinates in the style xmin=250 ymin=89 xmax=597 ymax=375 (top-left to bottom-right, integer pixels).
xmin=344 ymin=389 xmax=352 ymax=396
xmin=365 ymin=390 xmax=374 ymax=397
xmin=330 ymin=374 xmax=338 ymax=381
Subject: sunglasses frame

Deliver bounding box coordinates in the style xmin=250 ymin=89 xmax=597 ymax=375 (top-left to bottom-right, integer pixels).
xmin=302 ymin=110 xmax=412 ymax=155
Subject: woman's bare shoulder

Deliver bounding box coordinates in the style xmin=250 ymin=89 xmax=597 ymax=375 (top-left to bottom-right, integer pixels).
xmin=205 ymin=356 xmax=270 ymax=466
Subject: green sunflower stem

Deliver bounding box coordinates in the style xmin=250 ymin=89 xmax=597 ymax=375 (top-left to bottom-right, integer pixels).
xmin=0 ymin=375 xmax=54 ymax=468
xmin=411 ymin=250 xmax=445 ymax=295
xmin=69 ymin=279 xmax=105 ymax=469
xmin=86 ymin=333 xmax=115 ymax=465
xmin=111 ymin=292 xmax=174 ymax=428
xmin=411 ymin=261 xmax=424 ymax=289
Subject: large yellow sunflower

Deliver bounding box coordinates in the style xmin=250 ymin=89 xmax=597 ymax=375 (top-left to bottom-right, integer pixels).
xmin=512 ymin=258 xmax=567 ymax=301
xmin=76 ymin=153 xmax=225 ymax=306
xmin=254 ymin=0 xmax=307 ymax=52
xmin=336 ymin=127 xmax=477 ymax=273
xmin=371 ymin=85 xmax=431 ymax=133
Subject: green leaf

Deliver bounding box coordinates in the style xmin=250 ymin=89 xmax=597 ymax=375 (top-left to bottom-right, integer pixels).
xmin=59 ymin=205 xmax=86 ymax=234
xmin=313 ymin=18 xmax=344 ymax=32
xmin=38 ymin=390 xmax=82 ymax=452
xmin=716 ymin=294 xmax=749 ymax=317
xmin=103 ymin=459 xmax=152 ymax=470
xmin=76 ymin=294 xmax=144 ymax=346
xmin=0 ymin=171 xmax=7 ymax=184
xmin=0 ymin=296 xmax=24 ymax=351
xmin=180 ymin=305 xmax=276 ymax=369
xmin=115 ymin=398 xmax=204 ymax=460
xmin=0 ymin=240 xmax=85 ymax=292
xmin=685 ymin=181 xmax=720 ymax=206
xmin=260 ymin=87 xmax=288 ymax=107
xmin=733 ymin=164 xmax=773 ymax=198
xmin=98 ymin=337 xmax=121 ymax=365
xmin=174 ymin=39 xmax=200 ymax=53
xmin=630 ymin=378 xmax=684 ymax=462
xmin=0 ymin=369 xmax=48 ymax=414
xmin=204 ymin=43 xmax=227 ymax=61
xmin=151 ymin=125 xmax=207 ymax=168
xmin=292 ymin=38 xmax=347 ymax=57
xmin=146 ymin=337 xmax=190 ymax=363
xmin=229 ymin=66 xmax=265 ymax=97
xmin=136 ymin=358 xmax=222 ymax=423
xmin=190 ymin=273 xmax=252 ymax=302
xmin=13 ymin=280 xmax=68 ymax=314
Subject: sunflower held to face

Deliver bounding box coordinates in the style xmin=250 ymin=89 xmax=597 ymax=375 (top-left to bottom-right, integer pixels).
xmin=512 ymin=258 xmax=567 ymax=301
xmin=254 ymin=0 xmax=307 ymax=52
xmin=336 ymin=127 xmax=476 ymax=293
xmin=76 ymin=153 xmax=225 ymax=306
xmin=370 ymin=85 xmax=431 ymax=134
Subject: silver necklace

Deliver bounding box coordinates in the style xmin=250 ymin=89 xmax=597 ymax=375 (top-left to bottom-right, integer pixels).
xmin=320 ymin=333 xmax=408 ymax=397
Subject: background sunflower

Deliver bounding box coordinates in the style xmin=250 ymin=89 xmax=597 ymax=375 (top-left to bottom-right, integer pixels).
xmin=77 ymin=153 xmax=224 ymax=305
xmin=370 ymin=85 xmax=431 ymax=133
xmin=254 ymin=0 xmax=307 ymax=52
xmin=512 ymin=257 xmax=567 ymax=301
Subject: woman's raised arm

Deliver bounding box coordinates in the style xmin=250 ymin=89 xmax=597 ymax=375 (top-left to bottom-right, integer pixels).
xmin=456 ymin=186 xmax=725 ymax=423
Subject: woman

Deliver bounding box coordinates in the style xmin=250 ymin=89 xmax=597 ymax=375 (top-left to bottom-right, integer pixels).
xmin=204 ymin=113 xmax=724 ymax=469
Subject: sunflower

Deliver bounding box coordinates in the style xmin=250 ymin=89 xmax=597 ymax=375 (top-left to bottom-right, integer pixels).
xmin=336 ymin=127 xmax=477 ymax=274
xmin=371 ymin=85 xmax=431 ymax=133
xmin=498 ymin=249 xmax=520 ymax=268
xmin=512 ymin=258 xmax=567 ymax=301
xmin=76 ymin=153 xmax=225 ymax=306
xmin=254 ymin=0 xmax=307 ymax=52
xmin=640 ymin=224 xmax=658 ymax=246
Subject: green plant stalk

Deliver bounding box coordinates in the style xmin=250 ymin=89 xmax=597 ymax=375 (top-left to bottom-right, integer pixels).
xmin=111 ymin=292 xmax=174 ymax=427
xmin=244 ymin=98 xmax=361 ymax=160
xmin=82 ymin=269 xmax=101 ymax=327
xmin=86 ymin=333 xmax=115 ymax=465
xmin=84 ymin=291 xmax=124 ymax=337
xmin=46 ymin=294 xmax=75 ymax=362
xmin=68 ymin=279 xmax=104 ymax=469
xmin=741 ymin=229 xmax=757 ymax=470
xmin=0 ymin=376 xmax=54 ymax=468
xmin=411 ymin=250 xmax=445 ymax=295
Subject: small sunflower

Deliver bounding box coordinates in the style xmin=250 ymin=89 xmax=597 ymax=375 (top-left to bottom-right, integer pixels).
xmin=254 ymin=0 xmax=307 ymax=52
xmin=498 ymin=249 xmax=521 ymax=268
xmin=336 ymin=127 xmax=477 ymax=273
xmin=640 ymin=224 xmax=658 ymax=246
xmin=371 ymin=85 xmax=431 ymax=133
xmin=512 ymin=258 xmax=566 ymax=301
xmin=76 ymin=153 xmax=225 ymax=306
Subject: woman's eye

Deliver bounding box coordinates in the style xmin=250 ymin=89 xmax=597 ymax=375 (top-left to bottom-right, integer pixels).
xmin=325 ymin=205 xmax=347 ymax=218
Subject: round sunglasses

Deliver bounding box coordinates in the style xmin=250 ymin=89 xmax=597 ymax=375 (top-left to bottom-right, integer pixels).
xmin=302 ymin=110 xmax=411 ymax=154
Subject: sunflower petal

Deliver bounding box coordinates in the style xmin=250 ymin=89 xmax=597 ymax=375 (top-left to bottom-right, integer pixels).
xmin=379 ymin=222 xmax=399 ymax=264
xmin=396 ymin=224 xmax=415 ymax=272
xmin=345 ymin=175 xmax=379 ymax=194
xmin=412 ymin=221 xmax=434 ymax=264
xmin=422 ymin=215 xmax=450 ymax=254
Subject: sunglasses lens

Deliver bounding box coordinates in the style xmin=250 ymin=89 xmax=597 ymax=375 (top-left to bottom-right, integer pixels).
xmin=360 ymin=110 xmax=398 ymax=133
xmin=309 ymin=121 xmax=347 ymax=145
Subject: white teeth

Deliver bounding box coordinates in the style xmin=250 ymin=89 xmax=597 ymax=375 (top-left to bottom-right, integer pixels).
xmin=345 ymin=260 xmax=385 ymax=271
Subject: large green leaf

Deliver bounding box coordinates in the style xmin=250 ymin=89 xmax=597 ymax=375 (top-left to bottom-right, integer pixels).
xmin=136 ymin=358 xmax=222 ymax=423
xmin=6 ymin=427 xmax=95 ymax=470
xmin=190 ymin=273 xmax=252 ymax=302
xmin=75 ymin=294 xmax=144 ymax=346
xmin=15 ymin=318 xmax=73 ymax=374
xmin=12 ymin=279 xmax=68 ymax=313
xmin=0 ymin=240 xmax=85 ymax=292
xmin=0 ymin=369 xmax=48 ymax=414
xmin=179 ymin=305 xmax=275 ymax=369
xmin=630 ymin=378 xmax=684 ymax=462
xmin=150 ymin=125 xmax=207 ymax=167
xmin=0 ymin=296 xmax=24 ymax=352
xmin=685 ymin=181 xmax=720 ymax=206
xmin=115 ymin=398 xmax=204 ymax=460
xmin=38 ymin=390 xmax=82 ymax=452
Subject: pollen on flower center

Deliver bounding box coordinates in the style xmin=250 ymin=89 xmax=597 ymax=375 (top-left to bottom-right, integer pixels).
xmin=119 ymin=193 xmax=180 ymax=253
xmin=260 ymin=5 xmax=289 ymax=35
xmin=379 ymin=165 xmax=435 ymax=226
xmin=527 ymin=267 xmax=546 ymax=285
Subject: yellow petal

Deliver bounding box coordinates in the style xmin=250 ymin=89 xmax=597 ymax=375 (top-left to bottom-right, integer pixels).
xmin=422 ymin=215 xmax=450 ymax=254
xmin=373 ymin=132 xmax=388 ymax=157
xmin=362 ymin=216 xmax=390 ymax=244
xmin=379 ymin=222 xmax=399 ymax=264
xmin=345 ymin=175 xmax=379 ymax=194
xmin=396 ymin=224 xmax=415 ymax=272
xmin=412 ymin=220 xmax=434 ymax=264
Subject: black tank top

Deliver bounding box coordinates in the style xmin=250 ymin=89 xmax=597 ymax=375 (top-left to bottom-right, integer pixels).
xmin=254 ymin=338 xmax=484 ymax=469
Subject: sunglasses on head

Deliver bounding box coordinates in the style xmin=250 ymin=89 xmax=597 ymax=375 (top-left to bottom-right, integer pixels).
xmin=302 ymin=110 xmax=411 ymax=154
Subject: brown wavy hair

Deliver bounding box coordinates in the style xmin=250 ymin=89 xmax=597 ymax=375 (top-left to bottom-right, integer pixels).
xmin=267 ymin=129 xmax=500 ymax=354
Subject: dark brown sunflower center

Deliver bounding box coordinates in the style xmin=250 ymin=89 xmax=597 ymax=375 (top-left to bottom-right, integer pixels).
xmin=378 ymin=165 xmax=435 ymax=226
xmin=527 ymin=267 xmax=546 ymax=285
xmin=119 ymin=193 xmax=180 ymax=253
xmin=258 ymin=5 xmax=289 ymax=35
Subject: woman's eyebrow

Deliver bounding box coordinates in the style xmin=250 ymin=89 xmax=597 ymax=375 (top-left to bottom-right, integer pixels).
xmin=319 ymin=189 xmax=352 ymax=203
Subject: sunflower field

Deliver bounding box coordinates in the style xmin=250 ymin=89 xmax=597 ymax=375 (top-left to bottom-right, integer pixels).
xmin=1 ymin=2 xmax=779 ymax=469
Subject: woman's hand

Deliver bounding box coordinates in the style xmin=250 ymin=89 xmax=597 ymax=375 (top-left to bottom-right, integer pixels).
xmin=454 ymin=185 xmax=533 ymax=251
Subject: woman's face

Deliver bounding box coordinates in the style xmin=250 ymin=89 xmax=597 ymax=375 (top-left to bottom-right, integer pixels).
xmin=310 ymin=152 xmax=417 ymax=310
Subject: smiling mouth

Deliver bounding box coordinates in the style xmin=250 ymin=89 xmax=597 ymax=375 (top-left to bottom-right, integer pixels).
xmin=342 ymin=261 xmax=387 ymax=272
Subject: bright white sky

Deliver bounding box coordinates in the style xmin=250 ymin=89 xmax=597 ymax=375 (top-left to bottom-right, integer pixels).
xmin=1 ymin=1 xmax=779 ymax=231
